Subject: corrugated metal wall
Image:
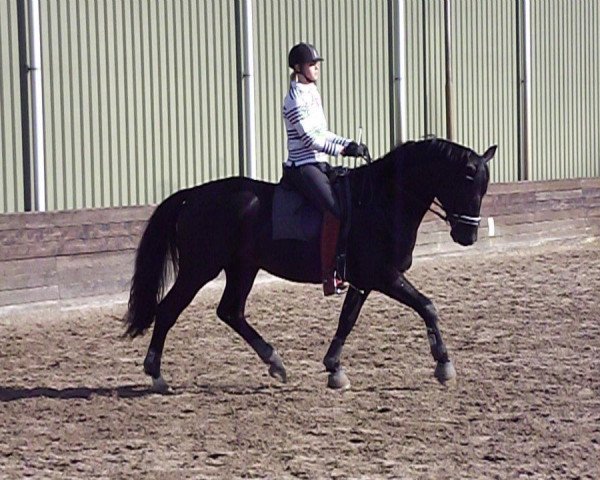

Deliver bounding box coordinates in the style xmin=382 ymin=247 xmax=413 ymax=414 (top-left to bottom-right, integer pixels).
xmin=405 ymin=0 xmax=446 ymax=140
xmin=2 ymin=0 xmax=600 ymax=213
xmin=40 ymin=0 xmax=240 ymax=210
xmin=0 ymin=0 xmax=26 ymax=213
xmin=452 ymin=0 xmax=519 ymax=182
xmin=405 ymin=0 xmax=519 ymax=183
xmin=529 ymin=0 xmax=600 ymax=180
xmin=252 ymin=0 xmax=392 ymax=182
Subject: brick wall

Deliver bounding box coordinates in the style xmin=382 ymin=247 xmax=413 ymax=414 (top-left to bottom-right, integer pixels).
xmin=0 ymin=206 xmax=151 ymax=306
xmin=1 ymin=179 xmax=598 ymax=308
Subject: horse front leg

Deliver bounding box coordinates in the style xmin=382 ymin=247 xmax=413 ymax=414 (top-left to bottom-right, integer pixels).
xmin=379 ymin=272 xmax=456 ymax=384
xmin=323 ymin=286 xmax=370 ymax=389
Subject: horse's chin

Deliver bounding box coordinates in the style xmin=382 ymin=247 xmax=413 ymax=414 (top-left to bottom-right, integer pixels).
xmin=451 ymin=228 xmax=477 ymax=246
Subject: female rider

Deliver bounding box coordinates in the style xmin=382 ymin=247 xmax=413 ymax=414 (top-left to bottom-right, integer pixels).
xmin=282 ymin=43 xmax=367 ymax=295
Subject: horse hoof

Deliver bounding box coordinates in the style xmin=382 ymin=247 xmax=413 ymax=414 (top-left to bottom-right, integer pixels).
xmin=269 ymin=363 xmax=288 ymax=383
xmin=151 ymin=375 xmax=171 ymax=394
xmin=327 ymin=369 xmax=351 ymax=390
xmin=434 ymin=361 xmax=457 ymax=385
xmin=268 ymin=350 xmax=287 ymax=383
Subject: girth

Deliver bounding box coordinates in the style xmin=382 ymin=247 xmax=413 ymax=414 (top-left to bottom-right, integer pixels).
xmin=328 ymin=166 xmax=351 ymax=281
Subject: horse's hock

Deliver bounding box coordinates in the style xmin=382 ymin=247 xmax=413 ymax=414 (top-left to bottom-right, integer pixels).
xmin=1 ymin=179 xmax=599 ymax=309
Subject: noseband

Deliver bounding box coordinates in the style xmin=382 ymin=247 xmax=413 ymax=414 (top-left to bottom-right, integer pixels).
xmin=429 ymin=199 xmax=482 ymax=227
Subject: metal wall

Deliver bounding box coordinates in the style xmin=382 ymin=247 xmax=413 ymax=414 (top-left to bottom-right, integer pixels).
xmin=405 ymin=0 xmax=446 ymax=141
xmin=252 ymin=0 xmax=392 ymax=182
xmin=529 ymin=0 xmax=600 ymax=180
xmin=0 ymin=0 xmax=26 ymax=213
xmin=452 ymin=0 xmax=520 ymax=182
xmin=405 ymin=0 xmax=520 ymax=182
xmin=2 ymin=0 xmax=600 ymax=214
xmin=39 ymin=0 xmax=240 ymax=210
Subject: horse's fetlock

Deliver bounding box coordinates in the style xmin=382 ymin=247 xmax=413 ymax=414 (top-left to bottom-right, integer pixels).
xmin=144 ymin=349 xmax=162 ymax=378
xmin=323 ymin=356 xmax=340 ymax=373
xmin=253 ymin=342 xmax=274 ymax=364
xmin=323 ymin=337 xmax=344 ymax=372
xmin=430 ymin=343 xmax=449 ymax=363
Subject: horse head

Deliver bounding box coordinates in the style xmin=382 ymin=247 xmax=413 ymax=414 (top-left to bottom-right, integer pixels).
xmin=432 ymin=141 xmax=497 ymax=246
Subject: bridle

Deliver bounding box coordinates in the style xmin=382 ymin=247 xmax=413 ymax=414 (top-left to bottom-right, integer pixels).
xmin=428 ymin=198 xmax=482 ymax=227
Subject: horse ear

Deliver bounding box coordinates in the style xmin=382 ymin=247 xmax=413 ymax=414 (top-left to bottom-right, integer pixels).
xmin=482 ymin=145 xmax=497 ymax=163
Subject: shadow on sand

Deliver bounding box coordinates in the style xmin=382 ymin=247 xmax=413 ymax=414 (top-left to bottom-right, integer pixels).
xmin=0 ymin=384 xmax=157 ymax=402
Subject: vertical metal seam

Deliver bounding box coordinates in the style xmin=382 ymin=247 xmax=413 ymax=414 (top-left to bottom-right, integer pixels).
xmin=188 ymin=0 xmax=199 ymax=184
xmin=58 ymin=1 xmax=68 ymax=208
xmin=87 ymin=0 xmax=95 ymax=206
xmin=93 ymin=0 xmax=103 ymax=205
xmin=180 ymin=0 xmax=189 ymax=187
xmin=198 ymin=1 xmax=208 ymax=182
xmin=130 ymin=0 xmax=140 ymax=203
xmin=71 ymin=0 xmax=80 ymax=207
xmin=139 ymin=0 xmax=149 ymax=202
xmin=112 ymin=0 xmax=121 ymax=204
xmin=77 ymin=0 xmax=87 ymax=207
xmin=0 ymin=4 xmax=8 ymax=209
xmin=173 ymin=0 xmax=182 ymax=189
xmin=165 ymin=0 xmax=172 ymax=190
xmin=17 ymin=0 xmax=32 ymax=210
xmin=5 ymin=0 xmax=17 ymax=209
xmin=104 ymin=0 xmax=113 ymax=205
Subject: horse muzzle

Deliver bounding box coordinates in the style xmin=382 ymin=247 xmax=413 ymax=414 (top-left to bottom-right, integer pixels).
xmin=449 ymin=212 xmax=481 ymax=246
xmin=450 ymin=223 xmax=478 ymax=246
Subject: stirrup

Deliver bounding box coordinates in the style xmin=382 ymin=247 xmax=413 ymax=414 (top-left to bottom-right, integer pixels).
xmin=334 ymin=277 xmax=348 ymax=294
xmin=324 ymin=276 xmax=347 ymax=296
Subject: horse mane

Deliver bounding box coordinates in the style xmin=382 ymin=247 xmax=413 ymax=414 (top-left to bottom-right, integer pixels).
xmin=384 ymin=137 xmax=476 ymax=167
xmin=348 ymin=137 xmax=479 ymax=206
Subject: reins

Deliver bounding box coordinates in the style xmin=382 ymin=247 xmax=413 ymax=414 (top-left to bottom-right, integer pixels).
xmin=352 ymin=150 xmax=374 ymax=207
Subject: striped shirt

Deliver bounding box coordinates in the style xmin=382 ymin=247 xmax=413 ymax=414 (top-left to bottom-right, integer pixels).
xmin=282 ymin=81 xmax=351 ymax=167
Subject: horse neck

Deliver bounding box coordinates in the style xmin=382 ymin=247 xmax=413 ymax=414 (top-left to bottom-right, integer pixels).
xmin=349 ymin=150 xmax=437 ymax=217
xmin=348 ymin=156 xmax=394 ymax=205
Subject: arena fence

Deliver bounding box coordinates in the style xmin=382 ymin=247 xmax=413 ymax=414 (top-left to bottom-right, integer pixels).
xmin=1 ymin=179 xmax=598 ymax=309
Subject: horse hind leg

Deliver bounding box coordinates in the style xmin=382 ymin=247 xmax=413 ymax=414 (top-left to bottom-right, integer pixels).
xmin=144 ymin=266 xmax=219 ymax=392
xmin=216 ymin=265 xmax=287 ymax=384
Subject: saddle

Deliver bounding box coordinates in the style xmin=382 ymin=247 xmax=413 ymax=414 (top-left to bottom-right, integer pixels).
xmin=272 ymin=166 xmax=352 ymax=279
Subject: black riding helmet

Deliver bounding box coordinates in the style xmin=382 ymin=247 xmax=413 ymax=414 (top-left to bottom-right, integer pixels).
xmin=288 ymin=43 xmax=324 ymax=70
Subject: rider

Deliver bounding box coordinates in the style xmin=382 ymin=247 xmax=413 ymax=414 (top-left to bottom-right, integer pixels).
xmin=282 ymin=42 xmax=368 ymax=295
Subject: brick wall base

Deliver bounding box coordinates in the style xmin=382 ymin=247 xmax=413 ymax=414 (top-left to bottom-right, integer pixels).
xmin=1 ymin=179 xmax=598 ymax=308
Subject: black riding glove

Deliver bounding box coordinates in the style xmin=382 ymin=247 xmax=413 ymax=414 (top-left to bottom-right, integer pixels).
xmin=343 ymin=141 xmax=369 ymax=158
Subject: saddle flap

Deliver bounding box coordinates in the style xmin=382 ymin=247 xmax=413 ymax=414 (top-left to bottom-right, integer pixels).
xmin=272 ymin=183 xmax=321 ymax=241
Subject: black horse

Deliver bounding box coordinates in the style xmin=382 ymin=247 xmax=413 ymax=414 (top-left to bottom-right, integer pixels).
xmin=124 ymin=138 xmax=496 ymax=391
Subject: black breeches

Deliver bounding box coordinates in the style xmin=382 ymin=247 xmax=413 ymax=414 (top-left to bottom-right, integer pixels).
xmin=283 ymin=163 xmax=341 ymax=219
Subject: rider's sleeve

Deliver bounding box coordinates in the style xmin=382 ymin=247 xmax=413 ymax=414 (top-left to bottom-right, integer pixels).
xmin=284 ymin=96 xmax=350 ymax=157
xmin=325 ymin=131 xmax=352 ymax=151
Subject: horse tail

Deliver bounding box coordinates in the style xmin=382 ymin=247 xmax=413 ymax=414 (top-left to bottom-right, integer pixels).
xmin=124 ymin=188 xmax=190 ymax=338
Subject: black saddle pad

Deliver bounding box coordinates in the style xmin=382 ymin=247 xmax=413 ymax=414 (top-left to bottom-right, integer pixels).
xmin=272 ymin=183 xmax=321 ymax=241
